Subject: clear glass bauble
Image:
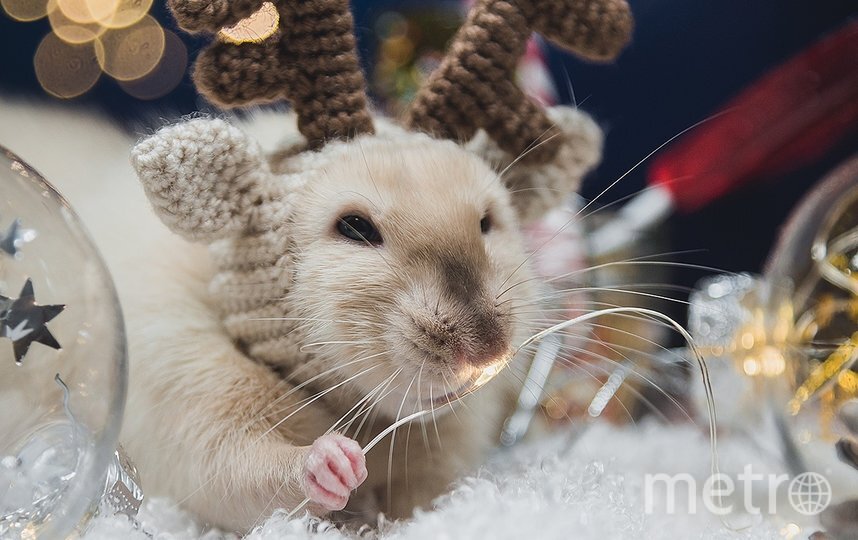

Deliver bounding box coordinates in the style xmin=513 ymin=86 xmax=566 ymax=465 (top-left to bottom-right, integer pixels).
xmin=0 ymin=146 xmax=127 ymax=539
xmin=689 ymin=157 xmax=858 ymax=498
xmin=764 ymin=157 xmax=858 ymax=497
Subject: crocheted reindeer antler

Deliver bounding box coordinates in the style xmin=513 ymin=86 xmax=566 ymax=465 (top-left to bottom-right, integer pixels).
xmin=168 ymin=0 xmax=374 ymax=147
xmin=405 ymin=0 xmax=632 ymax=164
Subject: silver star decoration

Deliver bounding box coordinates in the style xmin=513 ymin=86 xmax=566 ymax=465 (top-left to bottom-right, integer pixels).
xmin=0 ymin=279 xmax=65 ymax=364
xmin=0 ymin=218 xmax=36 ymax=257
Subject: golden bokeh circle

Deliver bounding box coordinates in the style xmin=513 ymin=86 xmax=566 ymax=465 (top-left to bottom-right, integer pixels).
xmin=1 ymin=0 xmax=52 ymax=22
xmin=95 ymin=14 xmax=165 ymax=81
xmin=119 ymin=30 xmax=187 ymax=100
xmin=56 ymin=0 xmax=97 ymax=23
xmin=219 ymin=2 xmax=279 ymax=44
xmin=34 ymin=32 xmax=102 ymax=98
xmin=48 ymin=0 xmax=106 ymax=44
xmin=97 ymin=0 xmax=153 ymax=29
xmin=84 ymin=0 xmax=120 ymax=22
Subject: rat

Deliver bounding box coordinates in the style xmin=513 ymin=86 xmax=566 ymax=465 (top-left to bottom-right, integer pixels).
xmin=123 ymin=108 xmax=603 ymax=531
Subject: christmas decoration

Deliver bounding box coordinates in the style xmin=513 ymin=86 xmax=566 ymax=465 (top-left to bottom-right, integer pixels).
xmin=0 ymin=218 xmax=35 ymax=258
xmin=0 ymin=145 xmax=130 ymax=539
xmin=0 ymin=279 xmax=65 ymax=364
xmin=590 ymin=21 xmax=858 ymax=257
xmin=687 ymin=155 xmax=858 ymax=506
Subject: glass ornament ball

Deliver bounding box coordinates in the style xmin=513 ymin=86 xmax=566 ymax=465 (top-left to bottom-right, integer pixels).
xmin=764 ymin=156 xmax=858 ymax=497
xmin=0 ymin=145 xmax=127 ymax=539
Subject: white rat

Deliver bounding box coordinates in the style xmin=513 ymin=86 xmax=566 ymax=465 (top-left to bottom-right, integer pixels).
xmin=121 ymin=108 xmax=602 ymax=531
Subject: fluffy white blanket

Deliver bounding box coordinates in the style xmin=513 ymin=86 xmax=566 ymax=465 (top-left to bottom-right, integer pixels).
xmin=83 ymin=422 xmax=814 ymax=540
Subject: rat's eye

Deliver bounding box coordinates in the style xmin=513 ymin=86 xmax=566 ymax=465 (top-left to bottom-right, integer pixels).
xmin=480 ymin=214 xmax=492 ymax=234
xmin=337 ymin=215 xmax=383 ymax=245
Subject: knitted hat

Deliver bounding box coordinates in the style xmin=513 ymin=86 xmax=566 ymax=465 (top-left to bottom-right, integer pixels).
xmin=131 ymin=0 xmax=633 ymax=369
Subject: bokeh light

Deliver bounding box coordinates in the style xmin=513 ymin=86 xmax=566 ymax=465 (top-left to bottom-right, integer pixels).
xmin=97 ymin=0 xmax=153 ymax=29
xmin=48 ymin=0 xmax=107 ymax=44
xmin=95 ymin=14 xmax=164 ymax=81
xmin=3 ymin=0 xmax=171 ymax=100
xmin=118 ymin=29 xmax=187 ymax=100
xmin=56 ymin=0 xmax=100 ymax=24
xmin=1 ymin=0 xmax=51 ymax=22
xmin=83 ymin=0 xmax=120 ymax=23
xmin=218 ymin=2 xmax=279 ymax=45
xmin=34 ymin=32 xmax=102 ymax=98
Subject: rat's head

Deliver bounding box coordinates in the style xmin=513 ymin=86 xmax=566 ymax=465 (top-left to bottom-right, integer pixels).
xmin=285 ymin=131 xmax=532 ymax=414
xmin=135 ymin=0 xmax=629 ymax=415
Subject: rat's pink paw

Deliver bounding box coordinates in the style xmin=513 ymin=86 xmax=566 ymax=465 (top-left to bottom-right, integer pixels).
xmin=302 ymin=433 xmax=368 ymax=511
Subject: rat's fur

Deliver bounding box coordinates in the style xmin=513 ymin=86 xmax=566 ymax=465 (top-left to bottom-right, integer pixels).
xmin=0 ymin=100 xmax=601 ymax=532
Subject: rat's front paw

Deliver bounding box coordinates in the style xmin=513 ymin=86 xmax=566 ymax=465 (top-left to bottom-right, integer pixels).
xmin=302 ymin=434 xmax=368 ymax=511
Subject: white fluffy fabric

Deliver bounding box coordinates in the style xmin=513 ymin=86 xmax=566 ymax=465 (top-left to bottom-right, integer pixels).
xmin=83 ymin=422 xmax=814 ymax=540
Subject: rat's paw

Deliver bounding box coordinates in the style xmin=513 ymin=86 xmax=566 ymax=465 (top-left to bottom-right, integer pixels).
xmin=302 ymin=434 xmax=367 ymax=511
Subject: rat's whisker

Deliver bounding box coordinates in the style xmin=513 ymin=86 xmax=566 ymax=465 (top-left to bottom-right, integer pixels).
xmin=299 ymin=338 xmax=382 ymax=351
xmin=261 ymin=350 xmax=391 ymax=418
xmin=352 ymin=368 xmax=404 ymax=442
xmin=387 ymin=372 xmax=419 ymax=512
xmin=514 ymin=306 xmax=719 ymax=477
xmin=550 ymin=333 xmax=694 ymax=423
xmin=341 ymin=376 xmax=398 ymax=436
xmin=329 ymin=374 xmax=398 ymax=435
xmin=496 ymin=112 xmax=729 ymax=296
xmin=543 ymin=258 xmax=726 ymax=285
xmin=440 ymin=374 xmax=463 ymax=424
xmin=347 ymin=370 xmax=403 ymax=439
xmin=264 ymin=364 xmax=382 ymax=437
xmin=496 ymin=249 xmax=718 ymax=302
xmin=413 ymin=362 xmax=431 ymax=455
xmin=428 ymin=383 xmax=443 ymax=450
xmin=507 ymin=286 xmax=694 ymax=315
xmin=497 ymin=130 xmax=563 ymax=180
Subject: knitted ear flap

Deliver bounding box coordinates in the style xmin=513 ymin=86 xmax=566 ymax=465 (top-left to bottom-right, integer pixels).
xmin=130 ymin=118 xmax=272 ymax=243
xmin=168 ymin=0 xmax=375 ymax=148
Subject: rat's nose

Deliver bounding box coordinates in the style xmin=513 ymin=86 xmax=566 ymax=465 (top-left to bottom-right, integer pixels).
xmin=417 ymin=307 xmax=509 ymax=368
xmin=456 ymin=333 xmax=509 ymax=369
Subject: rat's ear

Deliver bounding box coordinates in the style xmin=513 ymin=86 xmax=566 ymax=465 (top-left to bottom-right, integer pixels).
xmin=131 ymin=118 xmax=271 ymax=242
xmin=469 ymin=106 xmax=603 ymax=223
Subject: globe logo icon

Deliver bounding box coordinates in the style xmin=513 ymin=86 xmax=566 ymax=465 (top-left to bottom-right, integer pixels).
xmin=788 ymin=472 xmax=832 ymax=516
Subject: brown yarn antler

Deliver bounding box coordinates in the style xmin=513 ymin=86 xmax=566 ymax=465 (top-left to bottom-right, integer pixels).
xmin=405 ymin=0 xmax=632 ymax=164
xmin=168 ymin=0 xmax=374 ymax=147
